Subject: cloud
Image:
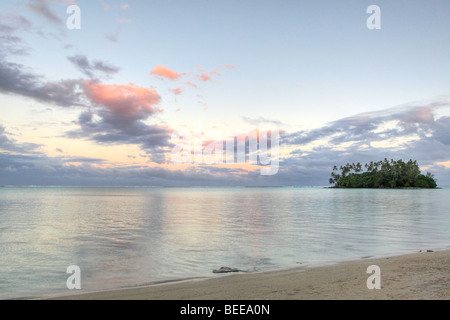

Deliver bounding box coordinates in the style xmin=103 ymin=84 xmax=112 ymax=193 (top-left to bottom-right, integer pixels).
xmin=243 ymin=116 xmax=285 ymax=127
xmin=0 ymin=56 xmax=172 ymax=163
xmin=105 ymin=28 xmax=121 ymax=43
xmin=284 ymin=99 xmax=450 ymax=147
xmin=68 ymin=95 xmax=447 ymax=185
xmin=193 ymin=65 xmax=234 ymax=83
xmin=0 ymin=124 xmax=42 ymax=154
xmin=198 ymin=73 xmax=211 ymax=82
xmin=185 ymin=81 xmax=197 ymax=88
xmin=215 ymin=64 xmax=236 ymax=71
xmin=148 ymin=64 xmax=233 ymax=89
xmin=65 ymin=81 xmax=172 ymax=163
xmin=0 ymin=57 xmax=174 ymax=164
xmin=198 ymin=70 xmax=220 ymax=82
xmin=72 ymin=110 xmax=171 ymax=146
xmin=150 ymin=65 xmax=182 ymax=80
xmin=68 ymin=54 xmax=120 ymax=79
xmin=0 ymin=150 xmax=265 ymax=186
xmin=0 ymin=151 xmax=111 ymax=186
xmin=63 ymin=156 xmax=107 ymax=164
xmin=280 ymin=97 xmax=450 ymax=185
xmin=67 ymin=117 xmax=173 ymax=163
xmin=0 ymin=59 xmax=85 ymax=107
xmin=28 ymin=0 xmax=63 ymax=24
xmin=170 ymin=88 xmax=182 ymax=95
xmin=0 ymin=14 xmax=33 ymax=57
xmin=83 ymin=81 xmax=161 ymax=120
xmin=4 ymin=96 xmax=450 ymax=186
xmin=0 ymin=14 xmax=32 ymax=34
xmin=121 ymin=4 xmax=130 ymax=10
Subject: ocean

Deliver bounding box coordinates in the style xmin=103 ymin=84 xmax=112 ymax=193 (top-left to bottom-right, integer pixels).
xmin=0 ymin=186 xmax=449 ymax=299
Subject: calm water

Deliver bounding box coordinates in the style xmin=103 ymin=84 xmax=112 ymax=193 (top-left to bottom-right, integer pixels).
xmin=0 ymin=187 xmax=449 ymax=299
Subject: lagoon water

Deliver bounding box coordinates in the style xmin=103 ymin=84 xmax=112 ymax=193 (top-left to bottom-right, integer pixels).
xmin=0 ymin=187 xmax=449 ymax=299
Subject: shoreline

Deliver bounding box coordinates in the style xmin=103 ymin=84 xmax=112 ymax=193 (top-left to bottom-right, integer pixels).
xmin=40 ymin=249 xmax=450 ymax=300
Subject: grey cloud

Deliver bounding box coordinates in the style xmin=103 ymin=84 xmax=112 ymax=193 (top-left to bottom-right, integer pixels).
xmin=284 ymin=99 xmax=450 ymax=147
xmin=28 ymin=0 xmax=63 ymax=24
xmin=68 ymin=55 xmax=120 ymax=80
xmin=278 ymin=98 xmax=450 ymax=186
xmin=0 ymin=14 xmax=34 ymax=57
xmin=2 ymin=133 xmax=450 ymax=187
xmin=0 ymin=13 xmax=33 ymax=37
xmin=427 ymin=116 xmax=450 ymax=145
xmin=0 ymin=32 xmax=29 ymax=57
xmin=0 ymin=151 xmax=263 ymax=187
xmin=0 ymin=36 xmax=166 ymax=165
xmin=67 ymin=109 xmax=173 ymax=164
xmin=0 ymin=124 xmax=42 ymax=154
xmin=106 ymin=33 xmax=119 ymax=43
xmin=0 ymin=59 xmax=85 ymax=107
xmin=63 ymin=156 xmax=107 ymax=163
xmin=105 ymin=28 xmax=121 ymax=43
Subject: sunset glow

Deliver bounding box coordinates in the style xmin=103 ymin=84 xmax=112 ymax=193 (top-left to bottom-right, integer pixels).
xmin=0 ymin=1 xmax=450 ymax=186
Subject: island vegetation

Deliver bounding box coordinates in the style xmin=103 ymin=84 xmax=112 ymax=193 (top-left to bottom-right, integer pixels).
xmin=329 ymin=159 xmax=437 ymax=188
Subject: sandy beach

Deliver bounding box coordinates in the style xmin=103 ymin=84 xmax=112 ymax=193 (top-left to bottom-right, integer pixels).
xmin=45 ymin=250 xmax=449 ymax=300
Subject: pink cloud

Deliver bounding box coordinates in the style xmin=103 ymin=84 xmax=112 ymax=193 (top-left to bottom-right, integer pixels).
xmin=170 ymin=88 xmax=182 ymax=95
xmin=121 ymin=4 xmax=130 ymax=10
xmin=150 ymin=65 xmax=182 ymax=80
xmin=83 ymin=80 xmax=162 ymax=119
xmin=224 ymin=64 xmax=235 ymax=69
xmin=197 ymin=69 xmax=222 ymax=82
xmin=185 ymin=81 xmax=197 ymax=88
xmin=199 ymin=73 xmax=211 ymax=82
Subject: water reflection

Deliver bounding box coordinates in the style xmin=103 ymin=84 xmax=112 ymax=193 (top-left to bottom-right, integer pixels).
xmin=0 ymin=187 xmax=449 ymax=299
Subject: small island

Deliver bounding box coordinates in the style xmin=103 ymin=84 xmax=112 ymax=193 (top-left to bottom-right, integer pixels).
xmin=329 ymin=159 xmax=437 ymax=188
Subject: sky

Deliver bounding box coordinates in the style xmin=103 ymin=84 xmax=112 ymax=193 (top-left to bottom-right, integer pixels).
xmin=1 ymin=0 xmax=450 ymax=186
